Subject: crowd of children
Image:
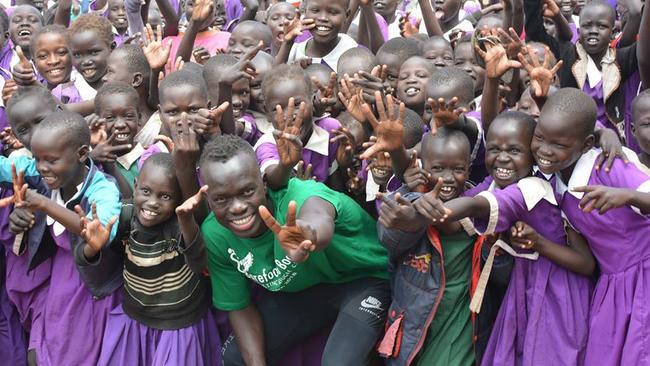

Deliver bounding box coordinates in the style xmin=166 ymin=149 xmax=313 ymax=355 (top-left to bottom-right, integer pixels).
xmin=0 ymin=0 xmax=647 ymax=364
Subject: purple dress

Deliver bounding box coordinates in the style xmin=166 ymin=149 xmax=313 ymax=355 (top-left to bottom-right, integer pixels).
xmin=583 ymin=79 xmax=611 ymax=131
xmin=36 ymin=229 xmax=121 ymax=366
xmin=473 ymin=177 xmax=593 ymax=366
xmin=556 ymin=149 xmax=650 ymax=366
xmin=254 ymin=117 xmax=341 ymax=183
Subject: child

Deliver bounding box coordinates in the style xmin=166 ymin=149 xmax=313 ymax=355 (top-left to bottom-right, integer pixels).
xmin=255 ymin=64 xmax=351 ymax=190
xmin=0 ymin=111 xmax=121 ymax=365
xmin=632 ymin=90 xmax=650 ymax=168
xmin=396 ymin=56 xmax=435 ymax=117
xmin=454 ymin=37 xmax=486 ymax=105
xmin=227 ymin=20 xmax=272 ymax=59
xmin=335 ymin=47 xmax=378 ymax=83
xmin=265 ymin=2 xmax=298 ymax=54
xmin=30 ymin=25 xmax=72 ymax=91
xmin=422 ymin=35 xmax=455 ymax=69
xmin=81 ymin=153 xmax=220 ymax=365
xmin=417 ymin=111 xmax=596 ymax=365
xmin=282 ymin=0 xmax=358 ymax=72
xmin=8 ymin=5 xmax=43 ymax=65
xmin=376 ymin=37 xmax=422 ymax=94
xmin=249 ymin=51 xmax=273 ymax=116
xmin=377 ymin=127 xmax=482 ymax=366
xmin=56 ymin=14 xmax=115 ymax=102
xmin=531 ymin=88 xmax=650 ymax=365
xmin=106 ymin=0 xmax=128 ymax=46
xmin=0 ymin=10 xmax=11 ymax=78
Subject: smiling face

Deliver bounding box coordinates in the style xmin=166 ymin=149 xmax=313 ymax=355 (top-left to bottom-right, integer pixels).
xmin=134 ymin=163 xmax=179 ymax=227
xmin=633 ymin=96 xmax=650 ymax=155
xmin=397 ymin=57 xmax=433 ymax=110
xmin=264 ymin=78 xmax=314 ymax=142
xmin=159 ymin=84 xmax=209 ymax=131
xmin=103 ymin=50 xmax=135 ymax=85
xmin=370 ymin=152 xmax=393 ymax=187
xmin=98 ymin=92 xmax=140 ymax=147
xmin=304 ymin=0 xmax=348 ymax=46
xmin=69 ymin=29 xmax=112 ymax=86
xmin=231 ymin=78 xmax=251 ymax=119
xmin=267 ymin=3 xmax=296 ymax=45
xmin=8 ymin=94 xmax=55 ymax=148
xmin=422 ymin=38 xmax=454 ymax=69
xmin=203 ymin=152 xmax=270 ymax=238
xmin=579 ymin=3 xmax=615 ymax=58
xmin=556 ymin=0 xmax=577 ymax=19
xmin=376 ymin=51 xmax=401 ymax=93
xmin=212 ymin=0 xmax=227 ymax=29
xmin=228 ymin=24 xmax=266 ymax=60
xmin=107 ymin=0 xmax=128 ymax=34
xmin=421 ymin=135 xmax=469 ymax=201
xmin=485 ymin=118 xmax=533 ymax=188
xmin=31 ymin=128 xmax=87 ymax=191
xmin=9 ymin=6 xmax=43 ymax=52
xmin=33 ymin=32 xmax=72 ymax=86
xmin=454 ymin=42 xmax=485 ymax=94
xmin=531 ymin=109 xmax=594 ymax=176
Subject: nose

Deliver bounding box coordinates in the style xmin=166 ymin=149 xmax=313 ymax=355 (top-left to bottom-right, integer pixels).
xmin=441 ymin=169 xmax=454 ymax=183
xmin=46 ymin=53 xmax=58 ymax=66
xmin=497 ymin=151 xmax=511 ymax=162
xmin=537 ymin=143 xmax=553 ymax=158
xmin=36 ymin=161 xmax=49 ymax=175
xmin=229 ymin=198 xmax=247 ymax=215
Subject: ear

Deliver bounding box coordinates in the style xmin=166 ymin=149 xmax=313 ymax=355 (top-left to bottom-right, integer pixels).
xmin=3 ymin=31 xmax=8 ymax=41
xmin=77 ymin=144 xmax=90 ymax=163
xmin=581 ymin=133 xmax=596 ymax=153
xmin=132 ymin=72 xmax=143 ymax=88
xmin=110 ymin=41 xmax=117 ymax=50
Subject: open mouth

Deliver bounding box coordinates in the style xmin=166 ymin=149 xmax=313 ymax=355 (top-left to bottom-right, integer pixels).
xmin=374 ymin=2 xmax=386 ymax=9
xmin=434 ymin=6 xmax=445 ymax=19
xmin=536 ymin=156 xmax=554 ymax=171
xmin=494 ymin=167 xmax=515 ymax=181
xmin=115 ymin=18 xmax=127 ymax=24
xmin=439 ymin=185 xmax=457 ymax=200
xmin=561 ymin=4 xmax=572 ymax=12
xmin=314 ymin=25 xmax=332 ymax=36
xmin=404 ymin=86 xmax=420 ymax=97
xmin=18 ymin=29 xmax=31 ymax=38
xmin=141 ymin=208 xmax=159 ymax=220
xmin=232 ymin=107 xmax=242 ymax=118
xmin=81 ymin=68 xmax=96 ymax=79
xmin=230 ymin=214 xmax=255 ymax=231
xmin=585 ymin=37 xmax=599 ymax=46
xmin=42 ymin=175 xmax=57 ymax=187
xmin=47 ymin=68 xmax=65 ymax=77
xmin=372 ymin=167 xmax=391 ymax=179
xmin=113 ymin=131 xmax=131 ymax=143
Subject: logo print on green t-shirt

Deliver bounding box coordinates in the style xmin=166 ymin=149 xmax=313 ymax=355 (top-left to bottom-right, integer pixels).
xmin=227 ymin=248 xmax=300 ymax=291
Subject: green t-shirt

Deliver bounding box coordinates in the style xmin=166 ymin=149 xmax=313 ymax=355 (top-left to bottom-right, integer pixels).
xmin=202 ymin=178 xmax=389 ymax=311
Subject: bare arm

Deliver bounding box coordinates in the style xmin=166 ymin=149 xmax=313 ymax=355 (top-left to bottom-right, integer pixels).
xmin=229 ymin=305 xmax=267 ymax=366
xmin=54 ymin=0 xmax=72 ymax=26
xmin=418 ymin=0 xmax=443 ymax=36
xmin=358 ymin=3 xmax=384 ymax=53
xmin=637 ymin=0 xmax=650 ymax=89
xmin=155 ymin=0 xmax=180 ymax=37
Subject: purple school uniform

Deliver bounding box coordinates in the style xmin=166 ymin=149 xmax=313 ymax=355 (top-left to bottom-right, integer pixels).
xmin=254 ymin=117 xmax=341 ymax=183
xmin=623 ymin=71 xmax=643 ymax=153
xmin=240 ymin=112 xmax=261 ymax=145
xmin=37 ymin=229 xmax=121 ymax=366
xmin=51 ymin=72 xmax=97 ymax=104
xmin=583 ymin=79 xmax=610 ymax=131
xmin=473 ymin=177 xmax=593 ymax=366
xmin=555 ymin=149 xmax=650 ymax=366
xmin=0 ymin=44 xmax=13 ymax=79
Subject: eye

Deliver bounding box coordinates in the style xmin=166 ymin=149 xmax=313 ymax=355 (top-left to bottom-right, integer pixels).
xmin=161 ymin=193 xmax=172 ymax=200
xmin=141 ymin=187 xmax=150 ymax=194
xmin=189 ymin=107 xmax=200 ymax=113
xmin=509 ymin=148 xmax=521 ymax=154
xmin=431 ymin=166 xmax=443 ymax=172
xmin=243 ymin=188 xmax=255 ymax=196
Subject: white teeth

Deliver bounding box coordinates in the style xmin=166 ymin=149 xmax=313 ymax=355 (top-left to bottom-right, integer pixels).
xmin=142 ymin=209 xmax=158 ymax=217
xmin=441 ymin=186 xmax=453 ymax=193
xmin=117 ymin=133 xmax=129 ymax=139
xmin=405 ymin=87 xmax=420 ymax=96
xmin=538 ymin=158 xmax=552 ymax=166
xmin=82 ymin=69 xmax=95 ymax=77
xmin=316 ymin=26 xmax=330 ymax=32
xmin=496 ymin=167 xmax=513 ymax=176
xmin=18 ymin=30 xmax=31 ymax=36
xmin=231 ymin=215 xmax=253 ymax=226
xmin=49 ymin=69 xmax=63 ymax=76
xmin=372 ymin=168 xmax=390 ymax=177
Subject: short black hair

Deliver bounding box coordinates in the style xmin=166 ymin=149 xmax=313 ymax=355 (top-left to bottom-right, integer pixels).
xmin=141 ymin=152 xmax=177 ymax=178
xmin=35 ymin=111 xmax=90 ymax=148
xmin=10 ymin=5 xmax=43 ymax=25
xmin=580 ymin=0 xmax=616 ymax=25
xmin=112 ymin=44 xmax=151 ymax=86
xmin=337 ymin=47 xmax=377 ymax=76
xmin=261 ymin=64 xmax=311 ymax=111
xmin=68 ymin=13 xmax=114 ymax=47
xmin=7 ymin=85 xmax=59 ymax=120
xmin=95 ymin=81 xmax=139 ymax=113
xmin=203 ymin=54 xmax=238 ymax=87
xmin=422 ymin=126 xmax=471 ymax=162
xmin=422 ymin=35 xmax=452 ymax=51
xmin=377 ymin=37 xmax=422 ymax=60
xmin=199 ymin=134 xmax=255 ymax=167
xmin=541 ymin=87 xmax=597 ymax=138
xmin=0 ymin=7 xmax=9 ymax=34
xmin=232 ymin=20 xmax=273 ymax=49
xmin=182 ymin=62 xmax=204 ymax=75
xmin=159 ymin=69 xmax=208 ymax=103
xmin=427 ymin=66 xmax=475 ymax=104
xmin=403 ymin=107 xmax=424 ymax=149
xmin=30 ymin=25 xmax=67 ymax=55
xmin=251 ymin=51 xmax=274 ymax=72
xmin=490 ymin=110 xmax=537 ymax=139
xmin=632 ymin=89 xmax=650 ymax=114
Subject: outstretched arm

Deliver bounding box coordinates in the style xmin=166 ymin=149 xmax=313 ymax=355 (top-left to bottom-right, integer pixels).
xmin=637 ymin=0 xmax=650 ymax=88
xmin=418 ymin=0 xmax=443 ymax=36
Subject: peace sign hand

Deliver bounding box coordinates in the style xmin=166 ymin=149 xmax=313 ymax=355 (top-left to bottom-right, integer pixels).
xmin=359 ymin=91 xmax=405 ymax=160
xmin=220 ymin=41 xmax=264 ymax=85
xmin=295 ymin=161 xmax=316 ymax=181
xmin=259 ymin=201 xmax=316 ymax=263
xmin=346 ymin=167 xmax=365 ymax=195
xmin=517 ymin=46 xmax=563 ymax=98
xmin=312 ymin=72 xmax=338 ymax=115
xmin=273 ymin=98 xmax=305 ymax=168
xmin=0 ymin=164 xmax=28 ymax=208
xmin=89 ymin=131 xmax=133 ymax=163
xmin=75 ymin=203 xmax=118 ymax=259
xmin=413 ymin=178 xmax=452 ymax=222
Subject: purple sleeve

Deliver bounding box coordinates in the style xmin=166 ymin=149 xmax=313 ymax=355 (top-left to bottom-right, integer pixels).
xmin=138 ymin=144 xmax=162 ymax=171
xmin=376 ymin=12 xmax=389 ymax=41
xmin=596 ymin=158 xmax=650 ymax=190
xmin=255 ymin=142 xmax=280 ymax=173
xmin=240 ymin=114 xmax=260 ymax=145
xmin=474 ymin=184 xmax=528 ymax=235
xmin=225 ymin=0 xmax=243 ymax=23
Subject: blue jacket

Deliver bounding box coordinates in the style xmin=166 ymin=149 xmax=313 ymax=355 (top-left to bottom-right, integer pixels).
xmin=0 ymin=156 xmax=123 ymax=298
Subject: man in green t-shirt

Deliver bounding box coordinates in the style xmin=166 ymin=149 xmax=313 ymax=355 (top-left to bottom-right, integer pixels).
xmin=195 ymin=135 xmax=390 ymax=366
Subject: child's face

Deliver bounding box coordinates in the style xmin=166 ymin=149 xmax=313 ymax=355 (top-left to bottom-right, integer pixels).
xmin=579 ymin=4 xmax=614 ymax=57
xmin=304 ymin=0 xmax=348 ymax=46
xmin=159 ymin=85 xmax=209 ymax=129
xmin=147 ymin=9 xmax=165 ymax=35
xmin=633 ymin=97 xmax=650 ymax=155
xmin=33 ymin=32 xmax=72 ymax=86
xmin=426 ymin=82 xmax=471 ymax=111
xmin=376 ymin=51 xmax=401 ymax=93
xmin=134 ymin=163 xmax=179 ymax=227
xmin=267 ymin=3 xmax=296 ymax=44
xmin=107 ymin=0 xmax=128 ymax=33
xmin=397 ymin=58 xmax=433 ymax=109
xmin=556 ymin=0 xmax=577 ymax=19
xmin=370 ymin=152 xmax=393 ymax=187
xmin=228 ymin=24 xmax=266 ymax=60
xmin=422 ymin=39 xmax=454 ymax=69
xmin=543 ymin=17 xmax=558 ymax=38
xmin=372 ymin=0 xmax=399 ymax=20
xmin=8 ymin=94 xmax=53 ymax=148
xmin=31 ymin=129 xmax=87 ymax=191
xmin=250 ymin=58 xmax=272 ymax=112
xmin=515 ymin=88 xmax=541 ymax=120
xmin=531 ymin=109 xmax=592 ymax=175
xmin=265 ymin=79 xmax=314 ymax=141
xmin=485 ymin=120 xmax=533 ymax=188
xmin=9 ymin=6 xmax=43 ymax=52
xmin=421 ymin=138 xmax=469 ymax=201
xmin=212 ymin=0 xmax=227 ymax=30
xmin=98 ymin=93 xmax=140 ymax=147
xmin=431 ymin=0 xmax=462 ymax=23
xmin=69 ymin=30 xmax=112 ymax=84
xmin=454 ymin=42 xmax=485 ymax=94
xmin=231 ymin=78 xmax=251 ymax=119
xmin=103 ymin=50 xmax=135 ymax=85
xmin=203 ymin=152 xmax=269 ymax=238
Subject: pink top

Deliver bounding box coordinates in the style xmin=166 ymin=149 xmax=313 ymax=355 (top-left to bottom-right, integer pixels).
xmin=163 ymin=30 xmax=231 ymax=74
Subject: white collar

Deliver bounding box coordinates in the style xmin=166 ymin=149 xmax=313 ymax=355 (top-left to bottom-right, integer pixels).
xmin=517 ymin=176 xmax=557 ymax=209
xmin=254 ymin=123 xmax=330 ymax=156
xmin=116 ymin=143 xmax=145 ymax=170
xmin=294 ymin=33 xmax=358 ymax=72
xmin=586 ymin=54 xmax=602 ymax=87
xmin=365 ymin=173 xmax=381 ymax=202
xmin=557 ymin=148 xmax=601 ymax=199
xmin=47 ymin=182 xmax=84 ymax=236
xmin=72 ymin=71 xmax=97 ymax=100
xmin=251 ymin=110 xmax=274 ymax=135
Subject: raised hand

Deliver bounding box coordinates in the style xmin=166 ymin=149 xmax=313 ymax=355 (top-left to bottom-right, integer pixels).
xmin=2 ymin=79 xmax=17 ymax=104
xmin=346 ymin=167 xmax=365 ymax=195
xmin=399 ymin=13 xmax=421 ymax=38
xmin=176 ymin=185 xmax=209 ymax=216
xmin=413 ymin=178 xmax=451 ymax=222
xmin=75 ymin=203 xmax=118 ymax=258
xmin=194 ymin=101 xmax=229 ymax=138
xmin=192 ymin=46 xmax=211 ymax=65
xmin=89 ymin=118 xmax=108 ymax=147
xmin=142 ymin=24 xmax=171 ymax=70
xmin=171 ymin=112 xmax=201 ymax=163
xmin=498 ymin=27 xmax=525 ymax=59
xmin=403 ymin=151 xmax=431 ymax=192
xmin=191 ymin=0 xmax=214 ymax=23
xmin=542 ymin=0 xmax=561 ymax=18
xmin=517 ymin=46 xmax=563 ymax=98
xmin=352 ymin=70 xmax=386 ymax=102
xmin=282 ymin=10 xmax=315 ymax=42
xmin=312 ymin=71 xmax=338 ymax=114
xmin=338 ymin=74 xmax=367 ymax=123
xmin=90 ymin=132 xmax=133 ymax=163
xmin=330 ymin=127 xmax=355 ymax=168
xmin=220 ymin=42 xmax=264 ymax=85
xmin=295 ymin=161 xmax=316 ymax=181
xmin=259 ymin=201 xmax=316 ymax=263
xmin=0 ymin=127 xmax=24 ymax=152
xmin=12 ymin=46 xmax=36 ymax=86
xmin=377 ymin=192 xmax=424 ymax=232
xmin=573 ymin=185 xmax=633 ymax=214
xmin=273 ymin=98 xmax=305 ymax=167
xmin=474 ymin=32 xmax=521 ymax=79
xmin=0 ymin=164 xmax=27 ymax=208
xmin=427 ymin=97 xmax=467 ymax=134
xmin=509 ymin=221 xmax=540 ymax=249
xmin=359 ymin=91 xmax=405 ymax=160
